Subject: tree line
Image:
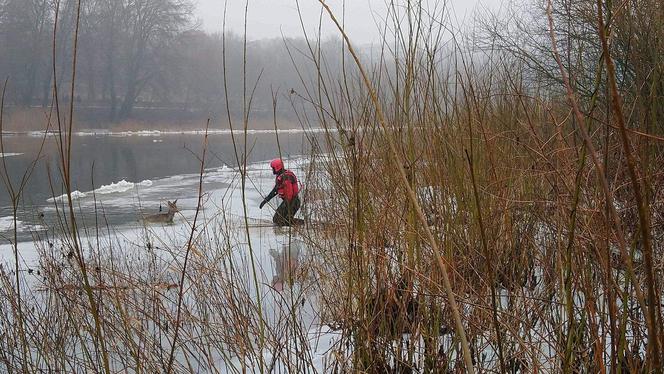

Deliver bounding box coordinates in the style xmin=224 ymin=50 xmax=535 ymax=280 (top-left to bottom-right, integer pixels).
xmin=2 ymin=0 xmax=661 ymax=132
xmin=481 ymin=0 xmax=664 ymax=137
xmin=0 ymin=0 xmax=345 ymax=129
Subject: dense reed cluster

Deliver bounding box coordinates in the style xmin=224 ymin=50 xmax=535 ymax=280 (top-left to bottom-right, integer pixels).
xmin=299 ymin=0 xmax=664 ymax=371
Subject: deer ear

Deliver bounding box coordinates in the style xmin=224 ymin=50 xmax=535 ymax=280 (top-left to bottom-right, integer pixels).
xmin=173 ymin=199 xmax=178 ymax=204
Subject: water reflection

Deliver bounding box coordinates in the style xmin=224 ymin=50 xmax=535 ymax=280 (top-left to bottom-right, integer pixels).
xmin=269 ymin=239 xmax=304 ymax=292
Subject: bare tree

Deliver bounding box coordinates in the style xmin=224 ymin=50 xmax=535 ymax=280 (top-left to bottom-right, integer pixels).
xmin=117 ymin=0 xmax=194 ymax=119
xmin=0 ymin=0 xmax=52 ymax=105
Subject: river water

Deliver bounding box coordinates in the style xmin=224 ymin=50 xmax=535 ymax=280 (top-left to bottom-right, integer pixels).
xmin=0 ymin=130 xmax=323 ymax=242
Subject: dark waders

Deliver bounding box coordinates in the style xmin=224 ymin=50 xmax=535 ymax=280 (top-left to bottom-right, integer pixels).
xmin=273 ymin=196 xmax=301 ymax=226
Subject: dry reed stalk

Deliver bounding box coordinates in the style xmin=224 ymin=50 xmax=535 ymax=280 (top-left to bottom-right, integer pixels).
xmin=316 ymin=1 xmax=475 ymax=372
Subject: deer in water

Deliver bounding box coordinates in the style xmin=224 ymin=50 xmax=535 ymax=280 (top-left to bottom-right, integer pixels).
xmin=144 ymin=200 xmax=179 ymax=224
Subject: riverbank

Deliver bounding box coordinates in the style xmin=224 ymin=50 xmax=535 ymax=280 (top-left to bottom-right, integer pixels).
xmin=0 ymin=106 xmax=304 ymax=133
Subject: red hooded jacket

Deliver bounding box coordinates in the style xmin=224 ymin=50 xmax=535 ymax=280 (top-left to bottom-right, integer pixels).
xmin=275 ymin=170 xmax=299 ymax=201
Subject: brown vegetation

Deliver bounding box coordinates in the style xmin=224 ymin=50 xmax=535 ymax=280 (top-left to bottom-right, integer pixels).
xmin=0 ymin=0 xmax=663 ymax=372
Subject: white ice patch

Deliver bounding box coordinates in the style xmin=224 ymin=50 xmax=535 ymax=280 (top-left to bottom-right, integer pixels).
xmin=95 ymin=180 xmax=135 ymax=194
xmin=0 ymin=216 xmax=46 ymax=233
xmin=0 ymin=152 xmax=23 ymax=158
xmin=94 ymin=179 xmax=153 ymax=194
xmin=21 ymin=223 xmax=46 ymax=232
xmin=46 ymin=180 xmax=153 ymax=203
xmin=47 ymin=190 xmax=87 ymax=203
xmin=75 ymin=130 xmax=110 ymax=136
xmin=0 ymin=216 xmax=16 ymax=231
xmin=136 ymin=130 xmax=162 ymax=136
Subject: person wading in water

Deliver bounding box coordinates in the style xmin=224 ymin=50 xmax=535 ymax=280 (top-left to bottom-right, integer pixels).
xmin=259 ymin=159 xmax=302 ymax=226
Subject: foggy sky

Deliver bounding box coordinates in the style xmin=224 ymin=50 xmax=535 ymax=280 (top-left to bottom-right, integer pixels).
xmin=194 ymin=0 xmax=499 ymax=44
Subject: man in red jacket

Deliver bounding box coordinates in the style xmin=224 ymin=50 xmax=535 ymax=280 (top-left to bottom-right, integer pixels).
xmin=259 ymin=159 xmax=302 ymax=226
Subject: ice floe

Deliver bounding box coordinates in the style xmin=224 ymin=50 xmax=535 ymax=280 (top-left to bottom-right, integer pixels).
xmin=46 ymin=179 xmax=154 ymax=203
xmin=46 ymin=190 xmax=88 ymax=203
xmin=0 ymin=216 xmax=46 ymax=233
xmin=0 ymin=152 xmax=23 ymax=158
xmin=94 ymin=179 xmax=153 ymax=194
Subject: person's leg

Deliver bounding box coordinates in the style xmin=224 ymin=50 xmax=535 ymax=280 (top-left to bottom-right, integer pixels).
xmin=274 ymin=197 xmax=301 ymax=226
xmin=289 ymin=196 xmax=301 ymax=222
xmin=273 ymin=200 xmax=289 ymax=226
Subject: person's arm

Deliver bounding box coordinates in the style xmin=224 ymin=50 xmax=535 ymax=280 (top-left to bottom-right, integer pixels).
xmin=260 ymin=186 xmax=278 ymax=209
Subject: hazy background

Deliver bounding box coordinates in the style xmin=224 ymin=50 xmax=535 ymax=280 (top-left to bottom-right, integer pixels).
xmin=0 ymin=0 xmax=499 ymax=132
xmin=195 ymin=0 xmax=496 ymax=44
